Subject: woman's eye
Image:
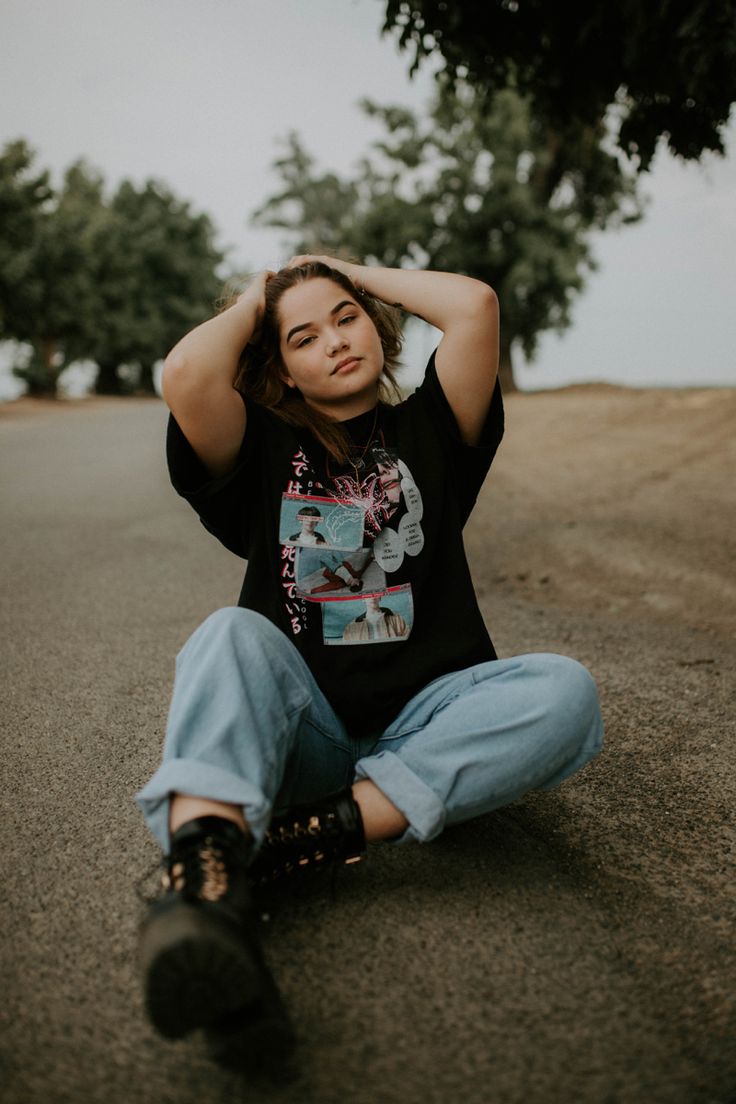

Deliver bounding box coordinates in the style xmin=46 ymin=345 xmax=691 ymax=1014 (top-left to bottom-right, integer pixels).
xmin=338 ymin=314 xmax=356 ymax=326
xmin=297 ymin=335 xmax=315 ymax=348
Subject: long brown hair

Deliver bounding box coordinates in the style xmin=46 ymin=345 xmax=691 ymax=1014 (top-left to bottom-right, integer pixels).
xmin=233 ymin=262 xmax=403 ymax=462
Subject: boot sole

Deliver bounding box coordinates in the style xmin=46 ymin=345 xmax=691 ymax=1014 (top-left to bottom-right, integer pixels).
xmin=140 ymin=904 xmax=263 ymax=1039
xmin=205 ymin=975 xmax=296 ymax=1074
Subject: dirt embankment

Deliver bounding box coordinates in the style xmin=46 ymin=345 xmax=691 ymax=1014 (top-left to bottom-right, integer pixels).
xmin=467 ymin=385 xmax=736 ymax=640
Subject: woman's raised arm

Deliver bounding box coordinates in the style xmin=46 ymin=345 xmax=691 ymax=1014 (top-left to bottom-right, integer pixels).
xmin=161 ymin=271 xmax=273 ymax=477
xmin=288 ymin=256 xmax=499 ymax=446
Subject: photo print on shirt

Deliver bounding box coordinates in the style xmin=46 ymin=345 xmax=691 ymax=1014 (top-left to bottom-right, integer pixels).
xmin=371 ymin=445 xmax=403 ymax=506
xmin=371 ymin=459 xmax=425 ymax=572
xmin=294 ymin=547 xmax=387 ymax=600
xmin=321 ymin=584 xmax=414 ymax=646
xmin=279 ymin=493 xmax=365 ymax=551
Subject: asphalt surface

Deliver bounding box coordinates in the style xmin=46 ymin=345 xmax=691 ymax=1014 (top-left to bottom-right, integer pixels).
xmin=1 ymin=392 xmax=734 ymax=1104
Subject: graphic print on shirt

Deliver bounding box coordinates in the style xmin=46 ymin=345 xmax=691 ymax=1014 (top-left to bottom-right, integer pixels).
xmin=328 ymin=444 xmax=409 ymax=538
xmin=279 ymin=448 xmax=327 ymax=636
xmin=278 ymin=442 xmax=423 ymax=644
xmin=280 ymin=493 xmax=365 ymax=551
xmin=321 ymin=584 xmax=414 ymax=646
xmin=372 ymin=458 xmax=424 ymax=572
xmin=295 ymin=547 xmax=387 ymax=599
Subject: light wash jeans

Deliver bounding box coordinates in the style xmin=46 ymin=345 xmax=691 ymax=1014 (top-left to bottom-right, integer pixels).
xmin=135 ymin=608 xmax=603 ymax=851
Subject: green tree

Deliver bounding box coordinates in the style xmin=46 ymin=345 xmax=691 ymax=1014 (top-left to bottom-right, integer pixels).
xmin=0 ymin=139 xmax=53 ymax=346
xmin=253 ymin=82 xmax=641 ymax=389
xmin=254 ymin=133 xmax=362 ymax=258
xmin=0 ymin=143 xmax=104 ymax=395
xmin=80 ymin=179 xmax=224 ymax=395
xmin=5 ymin=156 xmax=106 ymax=395
xmin=0 ymin=140 xmax=224 ymax=397
xmin=382 ymin=0 xmax=736 ymax=171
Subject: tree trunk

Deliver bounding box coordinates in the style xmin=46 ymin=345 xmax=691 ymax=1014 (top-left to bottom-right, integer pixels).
xmin=138 ymin=362 xmax=156 ymax=394
xmin=498 ymin=336 xmax=516 ymax=393
xmin=95 ymin=360 xmax=123 ymax=395
xmin=19 ymin=339 xmax=60 ymax=397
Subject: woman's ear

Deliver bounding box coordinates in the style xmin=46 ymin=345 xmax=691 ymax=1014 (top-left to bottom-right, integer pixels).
xmin=279 ymin=369 xmax=297 ymax=390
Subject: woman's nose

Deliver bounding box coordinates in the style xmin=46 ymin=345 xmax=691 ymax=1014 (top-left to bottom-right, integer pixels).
xmin=326 ymin=328 xmax=348 ymax=354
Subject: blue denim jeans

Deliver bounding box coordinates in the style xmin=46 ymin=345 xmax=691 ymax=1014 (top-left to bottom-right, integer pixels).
xmin=135 ymin=608 xmax=603 ymax=851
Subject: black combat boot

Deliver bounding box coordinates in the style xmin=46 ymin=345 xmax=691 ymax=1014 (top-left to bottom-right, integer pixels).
xmin=139 ymin=816 xmax=294 ymax=1070
xmin=248 ymin=788 xmax=366 ymax=888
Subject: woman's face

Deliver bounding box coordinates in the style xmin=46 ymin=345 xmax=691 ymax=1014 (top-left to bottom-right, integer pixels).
xmin=277 ymin=278 xmax=385 ymax=418
xmin=377 ymin=459 xmax=402 ymax=504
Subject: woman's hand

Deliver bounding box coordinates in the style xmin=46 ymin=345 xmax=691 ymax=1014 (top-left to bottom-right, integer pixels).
xmin=238 ymin=269 xmax=276 ymax=334
xmin=286 ymin=254 xmax=362 ymax=284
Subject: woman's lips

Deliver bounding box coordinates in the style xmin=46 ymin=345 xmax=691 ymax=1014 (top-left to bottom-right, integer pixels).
xmin=332 ymin=357 xmax=361 ymax=374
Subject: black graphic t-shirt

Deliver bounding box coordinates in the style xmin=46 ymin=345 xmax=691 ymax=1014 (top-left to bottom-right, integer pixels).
xmin=167 ymin=352 xmax=504 ymax=737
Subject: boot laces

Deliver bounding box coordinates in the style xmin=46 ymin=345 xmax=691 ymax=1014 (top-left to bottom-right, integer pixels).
xmin=254 ymin=808 xmax=361 ymax=886
xmin=161 ymin=835 xmax=230 ymax=902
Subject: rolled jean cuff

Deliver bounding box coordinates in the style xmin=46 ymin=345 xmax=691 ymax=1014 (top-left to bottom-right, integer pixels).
xmin=353 ymin=749 xmax=446 ymax=844
xmin=134 ymin=758 xmax=272 ymax=852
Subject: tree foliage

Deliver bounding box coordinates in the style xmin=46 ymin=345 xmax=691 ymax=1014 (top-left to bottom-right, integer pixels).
xmin=0 ymin=141 xmax=223 ymax=396
xmin=81 ymin=179 xmax=224 ymax=394
xmin=7 ymin=159 xmax=108 ymax=394
xmin=253 ymin=82 xmax=642 ymax=388
xmin=382 ymin=0 xmax=736 ymax=171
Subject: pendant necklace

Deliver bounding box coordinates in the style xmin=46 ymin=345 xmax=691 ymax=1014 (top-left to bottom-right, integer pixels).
xmin=328 ymin=405 xmax=379 ymax=485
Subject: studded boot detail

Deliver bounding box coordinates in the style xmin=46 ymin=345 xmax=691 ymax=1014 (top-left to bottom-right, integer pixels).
xmin=248 ymin=788 xmax=366 ymax=887
xmin=139 ymin=815 xmax=293 ymax=1069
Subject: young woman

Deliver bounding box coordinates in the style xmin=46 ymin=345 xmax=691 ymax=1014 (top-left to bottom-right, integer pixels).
xmin=135 ymin=256 xmax=604 ymax=1070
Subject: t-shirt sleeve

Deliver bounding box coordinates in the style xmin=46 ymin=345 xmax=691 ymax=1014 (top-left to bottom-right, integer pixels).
xmin=411 ymin=349 xmax=504 ymax=522
xmin=165 ymin=395 xmax=258 ymax=558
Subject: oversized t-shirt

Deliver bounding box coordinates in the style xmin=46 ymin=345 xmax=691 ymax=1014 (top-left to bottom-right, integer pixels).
xmin=167 ymin=351 xmax=504 ymax=737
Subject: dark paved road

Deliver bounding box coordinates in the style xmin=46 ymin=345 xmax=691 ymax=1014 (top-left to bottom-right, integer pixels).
xmin=1 ymin=394 xmax=734 ymax=1104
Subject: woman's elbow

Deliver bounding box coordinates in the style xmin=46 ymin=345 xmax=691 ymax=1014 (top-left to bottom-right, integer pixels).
xmin=474 ymin=281 xmax=499 ymax=314
xmin=441 ymin=281 xmax=499 ymax=346
xmin=161 ymin=350 xmax=194 ymax=406
xmin=461 ymin=279 xmax=498 ymax=321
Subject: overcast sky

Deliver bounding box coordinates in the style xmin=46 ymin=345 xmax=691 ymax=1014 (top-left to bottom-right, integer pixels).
xmin=2 ymin=0 xmax=734 ymax=390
